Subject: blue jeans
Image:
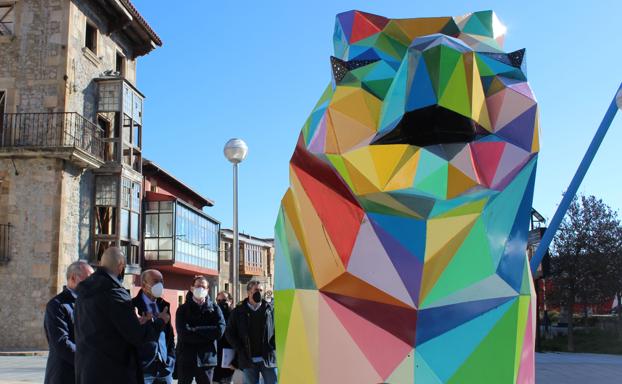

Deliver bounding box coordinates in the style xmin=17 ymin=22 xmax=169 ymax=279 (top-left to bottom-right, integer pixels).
xmin=242 ymin=362 xmax=277 ymax=384
xmin=143 ymin=374 xmax=173 ymax=384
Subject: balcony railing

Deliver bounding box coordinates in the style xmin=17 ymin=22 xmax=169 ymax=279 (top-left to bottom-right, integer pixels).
xmin=0 ymin=223 xmax=11 ymax=264
xmin=0 ymin=112 xmax=104 ymax=160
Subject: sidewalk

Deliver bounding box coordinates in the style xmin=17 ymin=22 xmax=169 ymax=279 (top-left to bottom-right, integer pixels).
xmin=1 ymin=352 xmax=621 ymax=383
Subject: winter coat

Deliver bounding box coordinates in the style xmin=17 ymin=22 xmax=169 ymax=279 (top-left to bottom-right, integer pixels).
xmin=175 ymin=294 xmax=225 ymax=368
xmin=225 ymin=298 xmax=276 ymax=369
xmin=131 ymin=290 xmax=176 ymax=377
xmin=43 ymin=287 xmax=76 ymax=384
xmin=74 ymin=269 xmax=165 ymax=384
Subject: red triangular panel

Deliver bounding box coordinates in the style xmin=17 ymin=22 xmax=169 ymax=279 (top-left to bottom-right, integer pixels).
xmin=350 ymin=11 xmax=384 ymax=43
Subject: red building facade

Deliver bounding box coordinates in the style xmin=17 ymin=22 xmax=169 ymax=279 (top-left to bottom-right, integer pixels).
xmin=132 ymin=160 xmax=220 ymax=327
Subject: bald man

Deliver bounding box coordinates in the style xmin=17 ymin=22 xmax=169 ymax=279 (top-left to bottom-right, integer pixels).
xmin=131 ymin=270 xmax=175 ymax=384
xmin=74 ymin=247 xmax=171 ymax=384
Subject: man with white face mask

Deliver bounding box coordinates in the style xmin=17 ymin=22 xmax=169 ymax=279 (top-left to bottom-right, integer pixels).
xmin=176 ymin=276 xmax=225 ymax=384
xmin=131 ymin=269 xmax=176 ymax=384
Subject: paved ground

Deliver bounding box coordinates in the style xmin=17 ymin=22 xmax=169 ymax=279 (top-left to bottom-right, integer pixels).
xmin=0 ymin=352 xmax=621 ymax=383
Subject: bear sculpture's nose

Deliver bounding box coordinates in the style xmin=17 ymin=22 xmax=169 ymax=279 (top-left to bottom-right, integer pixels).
xmin=371 ymin=105 xmax=486 ymax=146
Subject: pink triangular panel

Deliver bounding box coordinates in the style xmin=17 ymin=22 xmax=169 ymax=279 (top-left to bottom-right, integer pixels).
xmin=491 ymin=143 xmax=531 ymax=189
xmin=470 ymin=141 xmax=506 ymax=187
xmin=319 ymin=294 xmax=383 ymax=383
xmin=348 ymin=218 xmax=415 ymax=307
xmin=516 ymin=301 xmax=535 ymax=384
xmin=508 ymin=82 xmax=535 ymax=100
xmin=450 ymin=144 xmax=478 ymax=181
xmin=324 ymin=294 xmax=412 ymax=380
xmin=491 ymin=88 xmax=536 ymax=132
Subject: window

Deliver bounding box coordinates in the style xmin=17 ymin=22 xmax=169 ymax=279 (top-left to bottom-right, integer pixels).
xmin=95 ymin=176 xmax=118 ymax=236
xmin=115 ymin=52 xmax=125 ymax=77
xmin=120 ymin=178 xmax=141 ymax=240
xmin=224 ymin=283 xmax=229 ymax=292
xmin=0 ymin=3 xmax=15 ymax=36
xmin=175 ymin=202 xmax=219 ymax=270
xmin=85 ymin=22 xmax=97 ymax=53
xmin=0 ymin=90 xmax=5 ymax=133
xmin=144 ymin=201 xmax=174 ymax=261
xmin=224 ymin=242 xmax=230 ymax=262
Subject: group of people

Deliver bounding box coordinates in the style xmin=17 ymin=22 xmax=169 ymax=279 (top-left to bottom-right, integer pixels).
xmin=43 ymin=247 xmax=277 ymax=384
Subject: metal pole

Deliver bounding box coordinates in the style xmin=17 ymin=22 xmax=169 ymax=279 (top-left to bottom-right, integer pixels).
xmin=530 ymin=84 xmax=622 ymax=273
xmin=232 ymin=163 xmax=239 ymax=303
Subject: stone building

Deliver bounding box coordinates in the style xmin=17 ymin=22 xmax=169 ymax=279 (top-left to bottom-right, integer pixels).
xmin=219 ymin=228 xmax=274 ymax=303
xmin=0 ymin=0 xmax=160 ymax=349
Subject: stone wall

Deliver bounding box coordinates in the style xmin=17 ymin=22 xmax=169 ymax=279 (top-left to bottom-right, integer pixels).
xmin=0 ymin=158 xmax=92 ymax=349
xmin=0 ymin=0 xmax=68 ymax=113
xmin=0 ymin=158 xmax=63 ymax=349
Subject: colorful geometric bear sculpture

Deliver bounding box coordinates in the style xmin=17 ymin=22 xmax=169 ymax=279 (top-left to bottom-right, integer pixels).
xmin=275 ymin=10 xmax=538 ymax=383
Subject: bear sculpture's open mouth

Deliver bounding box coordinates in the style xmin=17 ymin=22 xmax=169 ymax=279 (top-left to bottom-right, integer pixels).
xmin=372 ymin=106 xmax=488 ymax=147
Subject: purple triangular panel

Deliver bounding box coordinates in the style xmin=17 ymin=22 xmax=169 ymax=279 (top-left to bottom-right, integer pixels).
xmin=308 ymin=114 xmax=327 ymax=153
xmin=371 ymin=221 xmax=423 ymax=308
xmin=337 ymin=11 xmax=355 ymax=42
xmin=496 ymin=105 xmax=536 ymax=151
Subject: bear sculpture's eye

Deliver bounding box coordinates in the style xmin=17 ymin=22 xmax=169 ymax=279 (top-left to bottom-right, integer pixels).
xmin=371 ymin=106 xmax=489 ymax=147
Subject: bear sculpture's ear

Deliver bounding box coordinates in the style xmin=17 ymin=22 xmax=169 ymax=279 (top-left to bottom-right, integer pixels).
xmin=507 ymin=48 xmax=526 ymax=72
xmin=330 ymin=56 xmax=379 ymax=83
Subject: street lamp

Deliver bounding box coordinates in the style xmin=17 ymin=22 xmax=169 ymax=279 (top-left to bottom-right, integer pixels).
xmin=224 ymin=138 xmax=248 ymax=303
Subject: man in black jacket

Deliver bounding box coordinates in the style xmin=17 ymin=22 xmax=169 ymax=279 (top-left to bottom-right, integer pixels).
xmin=226 ymin=281 xmax=277 ymax=384
xmin=74 ymin=247 xmax=171 ymax=384
xmin=43 ymin=260 xmax=93 ymax=384
xmin=131 ymin=269 xmax=176 ymax=384
xmin=176 ymin=275 xmax=225 ymax=384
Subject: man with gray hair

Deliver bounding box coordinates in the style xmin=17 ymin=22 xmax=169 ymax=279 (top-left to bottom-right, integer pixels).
xmin=43 ymin=260 xmax=94 ymax=384
xmin=74 ymin=247 xmax=171 ymax=384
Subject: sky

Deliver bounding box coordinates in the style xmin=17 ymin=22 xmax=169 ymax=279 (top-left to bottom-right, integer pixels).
xmin=132 ymin=0 xmax=622 ymax=238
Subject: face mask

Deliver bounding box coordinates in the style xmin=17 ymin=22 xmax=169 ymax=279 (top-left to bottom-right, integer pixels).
xmin=217 ymin=299 xmax=228 ymax=307
xmin=117 ymin=271 xmax=125 ymax=282
xmin=150 ymin=282 xmax=164 ymax=298
xmin=252 ymin=291 xmax=262 ymax=303
xmin=193 ymin=287 xmax=207 ymax=300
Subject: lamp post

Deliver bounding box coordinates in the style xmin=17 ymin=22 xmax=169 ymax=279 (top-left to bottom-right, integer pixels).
xmin=224 ymin=138 xmax=248 ymax=303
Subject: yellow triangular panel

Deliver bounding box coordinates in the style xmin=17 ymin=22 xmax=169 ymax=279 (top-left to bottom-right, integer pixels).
xmin=368 ymin=144 xmax=411 ymax=188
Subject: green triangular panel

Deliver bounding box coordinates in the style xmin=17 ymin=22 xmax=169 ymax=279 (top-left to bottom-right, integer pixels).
xmin=513 ymin=295 xmax=531 ymax=381
xmin=274 ymin=209 xmax=296 ymax=291
xmin=423 ymin=45 xmax=442 ymax=97
xmin=438 ymin=56 xmax=471 ymax=117
xmin=473 ymin=11 xmax=494 ymax=36
xmin=414 ymin=149 xmax=446 ymax=184
xmin=421 ymin=218 xmax=494 ymax=308
xmin=274 ymin=289 xmax=296 ymax=367
xmin=358 ymin=197 xmax=414 ymax=218
xmin=438 ymin=45 xmax=463 ymax=97
xmin=326 ymin=154 xmax=353 ymax=187
xmin=447 ymin=298 xmax=520 ymax=383
xmin=519 ymin=258 xmax=532 ymax=295
xmin=415 ymin=163 xmax=448 ymax=199
xmin=463 ymin=13 xmax=490 ymax=36
xmin=362 ymin=79 xmax=393 ymax=99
